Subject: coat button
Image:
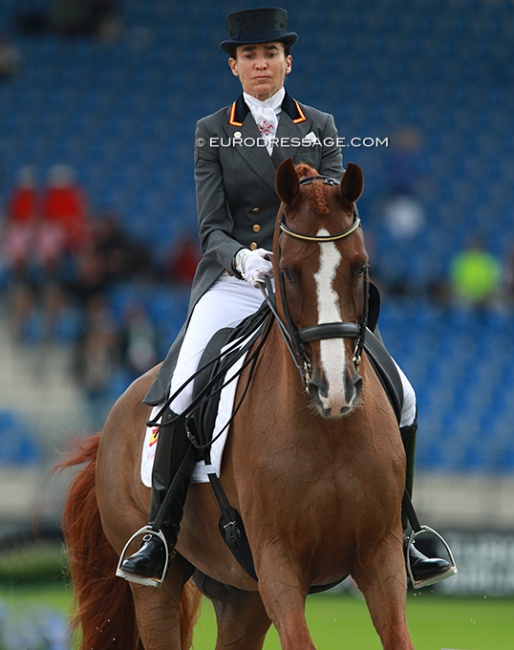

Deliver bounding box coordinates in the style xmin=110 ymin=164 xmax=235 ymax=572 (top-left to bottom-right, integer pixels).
xmin=251 ymin=207 xmax=260 ymax=213
xmin=250 ymin=242 xmax=258 ymax=250
xmin=252 ymin=224 xmax=261 ymax=232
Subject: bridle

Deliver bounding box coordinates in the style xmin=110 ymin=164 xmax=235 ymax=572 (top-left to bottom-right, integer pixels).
xmin=260 ymin=174 xmax=369 ymax=388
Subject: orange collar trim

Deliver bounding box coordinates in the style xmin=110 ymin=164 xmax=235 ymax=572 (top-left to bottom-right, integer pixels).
xmin=228 ymin=93 xmax=307 ymax=126
xmin=292 ymin=100 xmax=306 ymax=124
xmin=229 ymin=101 xmax=243 ymax=127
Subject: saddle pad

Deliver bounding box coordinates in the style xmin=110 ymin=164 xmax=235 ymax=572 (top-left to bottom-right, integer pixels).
xmin=141 ymin=350 xmax=247 ymax=487
xmin=140 ymin=311 xmax=402 ymax=487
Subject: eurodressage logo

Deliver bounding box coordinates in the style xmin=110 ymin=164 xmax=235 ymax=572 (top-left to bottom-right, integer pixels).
xmin=196 ymin=135 xmax=389 ymax=149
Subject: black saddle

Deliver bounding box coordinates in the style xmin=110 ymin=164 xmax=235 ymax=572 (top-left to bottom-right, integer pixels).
xmin=187 ymin=302 xmax=272 ymax=451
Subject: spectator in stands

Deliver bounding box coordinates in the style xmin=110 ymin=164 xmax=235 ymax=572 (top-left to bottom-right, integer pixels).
xmin=16 ymin=0 xmax=121 ymax=41
xmin=2 ymin=215 xmax=67 ymax=342
xmin=164 ymin=230 xmax=201 ymax=288
xmin=385 ymin=127 xmax=424 ymax=197
xmin=90 ymin=212 xmax=153 ymax=283
xmin=0 ymin=34 xmax=22 ymax=79
xmin=449 ymin=238 xmax=503 ymax=309
xmin=2 ymin=166 xmax=39 ymax=334
xmin=2 ymin=167 xmax=69 ymax=342
xmin=74 ymin=294 xmax=120 ymax=430
xmin=5 ymin=166 xmax=37 ymax=223
xmin=41 ymin=164 xmax=89 ymax=253
xmin=90 ymin=0 xmax=122 ymax=42
xmin=119 ymin=303 xmax=160 ymax=383
xmin=47 ymin=0 xmax=92 ymax=36
xmin=382 ymin=127 xmax=426 ymax=240
xmin=2 ymin=219 xmax=34 ymax=341
xmin=66 ymin=248 xmax=109 ymax=315
xmin=49 ymin=0 xmax=120 ymax=38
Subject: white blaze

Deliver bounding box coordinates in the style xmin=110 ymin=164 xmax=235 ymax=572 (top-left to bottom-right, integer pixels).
xmin=313 ymin=228 xmax=345 ymax=408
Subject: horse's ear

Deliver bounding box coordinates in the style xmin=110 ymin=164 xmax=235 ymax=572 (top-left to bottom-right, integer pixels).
xmin=340 ymin=163 xmax=363 ymax=205
xmin=276 ymin=158 xmax=301 ymax=206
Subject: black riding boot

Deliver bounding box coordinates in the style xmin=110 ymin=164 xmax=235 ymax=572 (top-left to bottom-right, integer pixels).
xmin=120 ymin=410 xmax=197 ymax=582
xmin=401 ymin=421 xmax=452 ymax=586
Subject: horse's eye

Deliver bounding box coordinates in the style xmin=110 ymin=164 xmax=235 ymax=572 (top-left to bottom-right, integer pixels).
xmin=357 ymin=263 xmax=368 ymax=277
xmin=283 ymin=268 xmax=298 ymax=285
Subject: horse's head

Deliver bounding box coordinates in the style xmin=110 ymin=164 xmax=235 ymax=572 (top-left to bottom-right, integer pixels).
xmin=274 ymin=158 xmax=368 ymax=418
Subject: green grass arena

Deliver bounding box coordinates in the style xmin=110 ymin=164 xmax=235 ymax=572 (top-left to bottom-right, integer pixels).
xmin=1 ymin=582 xmax=512 ymax=649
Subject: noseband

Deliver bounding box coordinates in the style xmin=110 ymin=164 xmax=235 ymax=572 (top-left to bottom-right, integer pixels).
xmin=261 ymin=174 xmax=369 ymax=388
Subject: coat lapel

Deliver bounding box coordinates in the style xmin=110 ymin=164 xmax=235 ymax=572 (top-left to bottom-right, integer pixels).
xmin=271 ymin=92 xmax=312 ymax=166
xmin=221 ymin=95 xmax=277 ymax=194
xmin=222 ymin=92 xmax=313 ymax=192
xmin=271 ymin=110 xmax=313 ymax=167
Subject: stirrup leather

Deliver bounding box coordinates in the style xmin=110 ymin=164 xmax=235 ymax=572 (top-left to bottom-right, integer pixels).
xmin=406 ymin=525 xmax=457 ymax=589
xmin=116 ymin=526 xmax=170 ymax=588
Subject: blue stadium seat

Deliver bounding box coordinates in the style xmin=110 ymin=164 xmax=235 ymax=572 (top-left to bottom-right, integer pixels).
xmin=1 ymin=0 xmax=513 ymax=474
xmin=0 ymin=410 xmax=41 ymax=465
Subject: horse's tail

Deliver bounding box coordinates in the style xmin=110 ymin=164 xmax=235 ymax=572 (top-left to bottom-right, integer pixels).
xmin=56 ymin=432 xmax=140 ymax=649
xmin=56 ymin=432 xmax=202 ymax=650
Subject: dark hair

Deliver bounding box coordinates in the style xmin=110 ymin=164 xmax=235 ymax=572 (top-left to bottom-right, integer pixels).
xmin=228 ymin=42 xmax=291 ymax=59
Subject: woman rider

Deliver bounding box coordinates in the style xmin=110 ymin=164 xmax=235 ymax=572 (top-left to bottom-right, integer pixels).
xmin=118 ymin=7 xmax=454 ymax=590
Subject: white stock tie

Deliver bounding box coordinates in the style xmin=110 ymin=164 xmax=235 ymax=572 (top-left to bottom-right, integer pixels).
xmin=244 ymin=88 xmax=285 ymax=155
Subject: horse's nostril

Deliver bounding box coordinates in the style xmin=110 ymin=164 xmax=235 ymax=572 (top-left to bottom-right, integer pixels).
xmin=343 ymin=372 xmax=362 ymax=409
xmin=308 ymin=375 xmax=329 ymax=399
xmin=351 ymin=374 xmax=363 ymax=401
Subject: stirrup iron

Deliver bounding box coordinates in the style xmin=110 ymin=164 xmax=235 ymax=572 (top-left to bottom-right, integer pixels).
xmin=116 ymin=526 xmax=170 ymax=588
xmin=406 ymin=525 xmax=457 ymax=589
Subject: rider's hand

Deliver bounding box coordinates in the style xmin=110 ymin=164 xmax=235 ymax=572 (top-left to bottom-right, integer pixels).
xmin=235 ymin=248 xmax=273 ymax=287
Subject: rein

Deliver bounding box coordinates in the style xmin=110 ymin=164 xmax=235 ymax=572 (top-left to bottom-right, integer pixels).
xmin=260 ymin=174 xmax=369 ymax=388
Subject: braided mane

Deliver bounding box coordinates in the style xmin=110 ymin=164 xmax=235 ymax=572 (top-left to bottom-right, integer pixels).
xmin=295 ymin=162 xmax=330 ymax=216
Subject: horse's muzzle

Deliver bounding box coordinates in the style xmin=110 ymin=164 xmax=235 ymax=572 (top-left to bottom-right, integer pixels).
xmin=307 ymin=370 xmax=362 ymax=417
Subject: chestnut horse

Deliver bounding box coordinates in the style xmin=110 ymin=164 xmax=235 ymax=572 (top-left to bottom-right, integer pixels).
xmin=59 ymin=159 xmax=414 ymax=649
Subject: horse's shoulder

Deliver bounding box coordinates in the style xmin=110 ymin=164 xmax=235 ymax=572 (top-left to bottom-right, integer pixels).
xmin=100 ymin=365 xmax=163 ymax=463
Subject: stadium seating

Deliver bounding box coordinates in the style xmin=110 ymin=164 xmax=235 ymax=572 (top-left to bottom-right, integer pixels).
xmin=0 ymin=0 xmax=513 ymax=473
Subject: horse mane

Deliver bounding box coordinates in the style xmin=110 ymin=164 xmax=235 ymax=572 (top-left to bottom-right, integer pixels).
xmin=295 ymin=162 xmax=330 ymax=216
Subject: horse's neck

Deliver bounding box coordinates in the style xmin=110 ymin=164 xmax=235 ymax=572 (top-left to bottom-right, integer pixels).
xmin=258 ymin=324 xmax=328 ymax=431
xmin=267 ymin=325 xmax=305 ymax=394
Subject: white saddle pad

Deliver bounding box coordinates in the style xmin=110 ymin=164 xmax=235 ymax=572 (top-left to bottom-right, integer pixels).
xmin=141 ymin=351 xmax=247 ymax=486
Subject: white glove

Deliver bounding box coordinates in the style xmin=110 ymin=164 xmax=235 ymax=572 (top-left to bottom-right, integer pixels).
xmin=235 ymin=248 xmax=273 ymax=286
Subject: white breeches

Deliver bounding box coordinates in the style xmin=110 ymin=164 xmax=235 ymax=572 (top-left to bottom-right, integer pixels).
xmin=169 ymin=274 xmax=265 ymax=413
xmin=394 ymin=362 xmax=417 ymax=428
xmin=168 ymin=273 xmax=416 ymax=428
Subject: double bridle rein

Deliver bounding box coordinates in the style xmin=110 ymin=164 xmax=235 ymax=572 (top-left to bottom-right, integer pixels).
xmin=260 ymin=174 xmax=369 ymax=388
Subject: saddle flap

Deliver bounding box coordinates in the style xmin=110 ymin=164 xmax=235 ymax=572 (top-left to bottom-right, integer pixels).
xmin=363 ymin=329 xmax=404 ymax=424
xmin=190 ymin=303 xmax=272 ymax=456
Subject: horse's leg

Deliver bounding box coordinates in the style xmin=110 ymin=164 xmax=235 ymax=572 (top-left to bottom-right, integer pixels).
xmin=130 ymin=555 xmax=198 ymax=650
xmin=255 ymin=553 xmax=315 ymax=650
xmin=194 ymin=573 xmax=272 ymax=650
xmin=352 ymin=533 xmax=414 ymax=650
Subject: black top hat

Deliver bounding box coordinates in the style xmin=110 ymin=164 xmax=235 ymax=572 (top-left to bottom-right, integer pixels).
xmin=219 ymin=7 xmax=298 ymax=54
